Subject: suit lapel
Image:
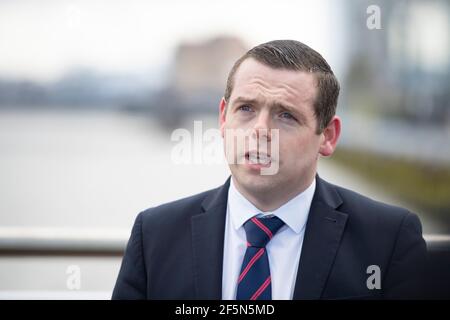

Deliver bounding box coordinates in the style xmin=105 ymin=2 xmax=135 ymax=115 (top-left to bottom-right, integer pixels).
xmin=293 ymin=175 xmax=348 ymax=299
xmin=191 ymin=177 xmax=230 ymax=299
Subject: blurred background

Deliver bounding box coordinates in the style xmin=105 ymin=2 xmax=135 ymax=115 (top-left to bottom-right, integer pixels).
xmin=0 ymin=0 xmax=449 ymax=299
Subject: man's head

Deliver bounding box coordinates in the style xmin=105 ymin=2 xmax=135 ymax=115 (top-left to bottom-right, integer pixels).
xmin=219 ymin=40 xmax=341 ymax=210
xmin=224 ymin=40 xmax=340 ymax=134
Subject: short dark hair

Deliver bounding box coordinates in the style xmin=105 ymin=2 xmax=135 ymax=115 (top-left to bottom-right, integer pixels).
xmin=224 ymin=40 xmax=340 ymax=134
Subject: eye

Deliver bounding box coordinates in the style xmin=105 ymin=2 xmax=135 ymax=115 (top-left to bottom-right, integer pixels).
xmin=279 ymin=112 xmax=296 ymax=121
xmin=238 ymin=105 xmax=253 ymax=112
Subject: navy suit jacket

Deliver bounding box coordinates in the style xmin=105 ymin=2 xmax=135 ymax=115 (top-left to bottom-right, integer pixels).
xmin=112 ymin=175 xmax=427 ymax=299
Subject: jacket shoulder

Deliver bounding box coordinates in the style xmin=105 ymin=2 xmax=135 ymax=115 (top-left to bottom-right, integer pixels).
xmin=324 ymin=179 xmax=414 ymax=225
xmin=138 ymin=184 xmax=221 ymax=225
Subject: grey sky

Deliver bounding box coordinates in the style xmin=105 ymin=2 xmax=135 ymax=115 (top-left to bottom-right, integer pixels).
xmin=0 ymin=0 xmax=344 ymax=82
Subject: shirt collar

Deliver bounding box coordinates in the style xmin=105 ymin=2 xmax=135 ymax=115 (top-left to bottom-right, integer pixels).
xmin=227 ymin=176 xmax=316 ymax=234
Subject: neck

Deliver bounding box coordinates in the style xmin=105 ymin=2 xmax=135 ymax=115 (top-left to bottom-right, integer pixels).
xmin=232 ymin=174 xmax=316 ymax=212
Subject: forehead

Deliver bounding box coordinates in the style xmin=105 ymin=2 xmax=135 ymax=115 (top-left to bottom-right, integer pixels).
xmin=230 ymin=58 xmax=318 ymax=108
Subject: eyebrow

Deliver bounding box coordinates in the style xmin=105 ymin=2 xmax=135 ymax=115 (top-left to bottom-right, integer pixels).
xmin=231 ymin=96 xmax=308 ymax=124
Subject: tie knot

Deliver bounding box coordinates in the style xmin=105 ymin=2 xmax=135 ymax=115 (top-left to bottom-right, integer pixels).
xmin=244 ymin=216 xmax=285 ymax=248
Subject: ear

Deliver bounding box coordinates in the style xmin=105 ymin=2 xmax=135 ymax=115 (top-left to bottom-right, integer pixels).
xmin=319 ymin=115 xmax=341 ymax=157
xmin=219 ymin=97 xmax=227 ymax=138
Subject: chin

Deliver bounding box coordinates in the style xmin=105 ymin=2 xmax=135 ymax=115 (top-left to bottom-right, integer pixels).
xmin=236 ymin=170 xmax=280 ymax=193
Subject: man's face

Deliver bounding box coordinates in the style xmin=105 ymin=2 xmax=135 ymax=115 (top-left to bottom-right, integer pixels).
xmin=220 ymin=58 xmax=325 ymax=196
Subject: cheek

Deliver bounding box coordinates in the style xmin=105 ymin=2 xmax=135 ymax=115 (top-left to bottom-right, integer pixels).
xmin=222 ymin=120 xmax=239 ymax=139
xmin=279 ymin=134 xmax=320 ymax=161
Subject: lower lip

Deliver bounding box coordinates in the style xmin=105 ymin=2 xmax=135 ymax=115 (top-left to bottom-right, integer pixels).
xmin=244 ymin=156 xmax=272 ymax=170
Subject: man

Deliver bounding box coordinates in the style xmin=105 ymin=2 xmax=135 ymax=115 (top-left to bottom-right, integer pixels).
xmin=112 ymin=40 xmax=427 ymax=300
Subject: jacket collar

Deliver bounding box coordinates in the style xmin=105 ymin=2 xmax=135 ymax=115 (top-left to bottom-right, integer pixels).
xmin=191 ymin=177 xmax=230 ymax=299
xmin=292 ymin=175 xmax=348 ymax=299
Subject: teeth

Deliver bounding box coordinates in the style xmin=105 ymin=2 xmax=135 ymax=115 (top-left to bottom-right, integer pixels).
xmin=258 ymin=155 xmax=270 ymax=164
xmin=248 ymin=153 xmax=271 ymax=164
xmin=248 ymin=154 xmax=258 ymax=164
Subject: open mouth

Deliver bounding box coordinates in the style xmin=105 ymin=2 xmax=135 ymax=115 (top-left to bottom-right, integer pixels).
xmin=245 ymin=151 xmax=272 ymax=166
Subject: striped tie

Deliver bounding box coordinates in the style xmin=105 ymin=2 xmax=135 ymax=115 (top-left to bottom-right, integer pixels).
xmin=236 ymin=216 xmax=285 ymax=300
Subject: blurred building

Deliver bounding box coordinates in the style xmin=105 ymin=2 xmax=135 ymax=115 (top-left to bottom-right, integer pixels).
xmin=173 ymin=36 xmax=248 ymax=94
xmin=343 ymin=0 xmax=450 ymax=126
xmin=146 ymin=36 xmax=248 ymax=128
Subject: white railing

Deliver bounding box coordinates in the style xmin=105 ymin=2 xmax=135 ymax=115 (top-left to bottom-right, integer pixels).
xmin=0 ymin=227 xmax=449 ymax=254
xmin=0 ymin=227 xmax=129 ymax=254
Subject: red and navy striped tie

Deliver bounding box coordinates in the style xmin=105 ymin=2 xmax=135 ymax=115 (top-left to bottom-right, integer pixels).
xmin=236 ymin=216 xmax=285 ymax=300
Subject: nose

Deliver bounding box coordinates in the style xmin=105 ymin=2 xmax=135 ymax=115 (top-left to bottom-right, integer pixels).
xmin=252 ymin=110 xmax=272 ymax=142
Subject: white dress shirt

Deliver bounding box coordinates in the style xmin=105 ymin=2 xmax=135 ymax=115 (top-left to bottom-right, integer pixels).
xmin=222 ymin=176 xmax=316 ymax=300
